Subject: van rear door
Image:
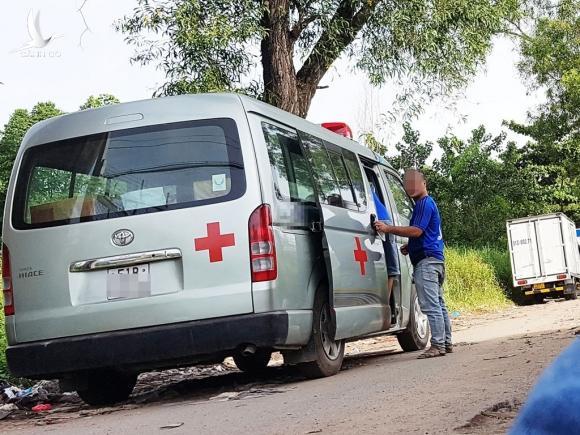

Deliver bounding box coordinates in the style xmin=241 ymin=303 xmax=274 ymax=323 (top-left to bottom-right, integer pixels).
xmin=6 ymin=117 xmax=259 ymax=343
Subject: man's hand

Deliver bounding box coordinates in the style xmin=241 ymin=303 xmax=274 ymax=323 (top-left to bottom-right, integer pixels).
xmin=374 ymin=221 xmax=391 ymax=234
xmin=400 ymin=243 xmax=409 ymax=256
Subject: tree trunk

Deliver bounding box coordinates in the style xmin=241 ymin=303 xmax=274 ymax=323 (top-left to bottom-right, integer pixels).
xmin=261 ymin=0 xmax=378 ymax=118
xmin=261 ymin=0 xmax=303 ymax=116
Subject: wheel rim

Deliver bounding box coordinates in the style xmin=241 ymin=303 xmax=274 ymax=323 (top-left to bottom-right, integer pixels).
xmin=320 ymin=303 xmax=341 ymax=360
xmin=414 ymin=297 xmax=429 ymax=339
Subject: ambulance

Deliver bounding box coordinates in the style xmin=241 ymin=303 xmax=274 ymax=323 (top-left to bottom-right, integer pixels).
xmin=2 ymin=94 xmax=428 ymax=405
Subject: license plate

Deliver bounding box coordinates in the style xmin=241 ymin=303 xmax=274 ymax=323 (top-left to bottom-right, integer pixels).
xmin=106 ymin=264 xmax=151 ymax=300
xmin=532 ymin=283 xmax=545 ymax=290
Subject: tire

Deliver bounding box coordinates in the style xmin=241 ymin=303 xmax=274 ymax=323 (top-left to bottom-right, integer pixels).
xmin=299 ymin=289 xmax=345 ymax=379
xmin=564 ymin=292 xmax=577 ymax=301
xmin=397 ymin=285 xmax=430 ymax=352
xmin=233 ymin=349 xmax=272 ymax=373
xmin=76 ymin=370 xmax=137 ymax=406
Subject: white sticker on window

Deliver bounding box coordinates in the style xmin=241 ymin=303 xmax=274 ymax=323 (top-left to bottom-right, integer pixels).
xmin=212 ymin=174 xmax=227 ymax=192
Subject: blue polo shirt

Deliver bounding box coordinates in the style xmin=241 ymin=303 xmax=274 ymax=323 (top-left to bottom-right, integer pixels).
xmin=408 ymin=195 xmax=444 ymax=265
xmin=371 ymin=189 xmax=391 ymax=222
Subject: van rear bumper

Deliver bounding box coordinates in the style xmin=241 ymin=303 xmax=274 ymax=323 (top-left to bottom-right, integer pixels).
xmin=7 ymin=312 xmax=289 ymax=379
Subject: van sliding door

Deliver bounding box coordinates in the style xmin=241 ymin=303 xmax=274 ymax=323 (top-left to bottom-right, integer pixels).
xmin=299 ymin=132 xmax=389 ymax=340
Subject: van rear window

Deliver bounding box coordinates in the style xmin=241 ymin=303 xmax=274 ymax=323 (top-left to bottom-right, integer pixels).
xmin=12 ymin=118 xmax=245 ymax=229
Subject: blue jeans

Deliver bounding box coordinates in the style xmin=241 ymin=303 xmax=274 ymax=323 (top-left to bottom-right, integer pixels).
xmin=413 ymin=257 xmax=452 ymax=349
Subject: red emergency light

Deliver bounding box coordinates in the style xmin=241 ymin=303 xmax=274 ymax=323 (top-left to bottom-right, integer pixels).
xmin=321 ymin=122 xmax=353 ymax=139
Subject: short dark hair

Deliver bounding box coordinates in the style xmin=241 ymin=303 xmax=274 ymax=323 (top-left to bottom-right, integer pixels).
xmin=403 ymin=168 xmax=425 ymax=181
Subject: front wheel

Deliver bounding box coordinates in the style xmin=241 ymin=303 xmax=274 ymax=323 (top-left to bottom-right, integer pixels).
xmin=397 ymin=285 xmax=430 ymax=351
xmin=299 ymin=290 xmax=345 ymax=379
xmin=76 ymin=370 xmax=137 ymax=406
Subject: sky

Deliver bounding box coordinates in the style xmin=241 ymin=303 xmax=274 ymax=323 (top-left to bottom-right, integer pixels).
xmin=0 ymin=0 xmax=545 ymax=151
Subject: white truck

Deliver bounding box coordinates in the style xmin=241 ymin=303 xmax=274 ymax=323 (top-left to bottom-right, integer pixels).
xmin=507 ymin=213 xmax=580 ymax=302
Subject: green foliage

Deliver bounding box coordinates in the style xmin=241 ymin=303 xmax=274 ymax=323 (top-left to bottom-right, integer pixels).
xmin=80 ymin=94 xmax=120 ymax=110
xmin=444 ymin=247 xmax=512 ymax=313
xmin=388 ymin=124 xmax=546 ymax=247
xmin=506 ymin=0 xmax=579 ymax=222
xmin=116 ymin=0 xmax=265 ymax=97
xmin=360 ymin=132 xmax=388 ymax=156
xmin=0 ymin=311 xmax=7 ymax=382
xmin=117 ymin=0 xmax=522 ymax=116
xmin=390 ymin=122 xmax=433 ymax=172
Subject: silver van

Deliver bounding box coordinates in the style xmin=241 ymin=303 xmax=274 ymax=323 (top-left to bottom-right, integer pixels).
xmin=2 ymin=94 xmax=428 ymax=405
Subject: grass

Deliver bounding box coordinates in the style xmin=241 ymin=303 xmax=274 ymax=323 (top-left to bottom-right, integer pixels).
xmin=444 ymin=247 xmax=513 ymax=314
xmin=0 ymin=306 xmax=8 ymax=381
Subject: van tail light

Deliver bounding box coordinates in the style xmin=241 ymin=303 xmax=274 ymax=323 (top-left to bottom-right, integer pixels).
xmin=557 ymin=274 xmax=567 ymax=280
xmin=249 ymin=204 xmax=277 ymax=282
xmin=2 ymin=244 xmax=14 ymax=316
xmin=517 ymin=279 xmax=528 ymax=286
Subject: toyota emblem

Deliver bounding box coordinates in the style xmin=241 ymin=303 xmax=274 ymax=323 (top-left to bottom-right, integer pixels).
xmin=111 ymin=229 xmax=134 ymax=247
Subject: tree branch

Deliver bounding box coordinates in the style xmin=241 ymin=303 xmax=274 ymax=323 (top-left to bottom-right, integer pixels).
xmin=296 ymin=0 xmax=378 ymax=86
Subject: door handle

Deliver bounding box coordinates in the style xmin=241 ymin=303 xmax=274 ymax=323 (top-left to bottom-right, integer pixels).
xmin=309 ymin=221 xmax=323 ymax=233
xmin=370 ymin=213 xmax=377 ymax=232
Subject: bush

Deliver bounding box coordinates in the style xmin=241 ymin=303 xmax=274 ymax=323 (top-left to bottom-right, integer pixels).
xmin=0 ymin=256 xmax=8 ymax=380
xmin=444 ymin=247 xmax=512 ymax=313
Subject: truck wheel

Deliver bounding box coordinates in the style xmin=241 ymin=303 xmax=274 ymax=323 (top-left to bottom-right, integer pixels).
xmin=299 ymin=290 xmax=345 ymax=379
xmin=564 ymin=290 xmax=577 ymax=300
xmin=76 ymin=370 xmax=137 ymax=406
xmin=397 ymin=285 xmax=430 ymax=352
xmin=233 ymin=349 xmax=272 ymax=373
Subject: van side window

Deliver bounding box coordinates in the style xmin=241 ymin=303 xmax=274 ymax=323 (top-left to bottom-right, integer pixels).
xmin=383 ymin=171 xmax=414 ymax=225
xmin=342 ymin=150 xmax=367 ymax=210
xmin=298 ymin=132 xmax=342 ymax=206
xmin=262 ymin=123 xmax=316 ymax=203
xmin=325 ymin=147 xmax=358 ymax=210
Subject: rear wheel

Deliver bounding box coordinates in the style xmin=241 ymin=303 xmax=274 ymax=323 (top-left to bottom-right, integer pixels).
xmin=299 ymin=290 xmax=345 ymax=379
xmin=397 ymin=286 xmax=430 ymax=352
xmin=233 ymin=349 xmax=272 ymax=373
xmin=76 ymin=370 xmax=137 ymax=406
xmin=564 ymin=291 xmax=578 ymax=300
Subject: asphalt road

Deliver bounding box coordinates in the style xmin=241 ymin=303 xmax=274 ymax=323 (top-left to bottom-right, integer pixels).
xmin=5 ymin=299 xmax=580 ymax=434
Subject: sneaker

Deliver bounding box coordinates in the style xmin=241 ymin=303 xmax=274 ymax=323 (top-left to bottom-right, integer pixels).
xmin=446 ymin=344 xmax=454 ymax=354
xmin=417 ymin=347 xmax=445 ymax=359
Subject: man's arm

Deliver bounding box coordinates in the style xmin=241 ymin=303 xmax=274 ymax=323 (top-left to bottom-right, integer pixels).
xmin=374 ymin=222 xmax=423 ymax=238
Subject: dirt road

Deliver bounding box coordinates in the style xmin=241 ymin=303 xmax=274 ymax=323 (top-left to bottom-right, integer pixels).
xmin=4 ymin=299 xmax=580 ymax=434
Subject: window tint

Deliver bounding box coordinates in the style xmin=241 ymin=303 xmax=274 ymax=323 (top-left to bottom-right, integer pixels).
xmin=14 ymin=118 xmax=245 ymax=229
xmin=262 ymin=123 xmax=315 ymax=203
xmin=342 ymin=150 xmax=367 ymax=209
xmin=299 ymin=133 xmax=341 ymax=206
xmin=384 ymin=171 xmax=414 ymax=225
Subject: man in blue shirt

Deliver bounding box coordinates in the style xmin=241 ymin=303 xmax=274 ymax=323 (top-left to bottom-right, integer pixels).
xmin=374 ymin=169 xmax=452 ymax=358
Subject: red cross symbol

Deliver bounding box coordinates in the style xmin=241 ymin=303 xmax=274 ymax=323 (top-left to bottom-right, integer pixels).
xmin=194 ymin=222 xmax=236 ymax=263
xmin=353 ymin=237 xmax=368 ymax=276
